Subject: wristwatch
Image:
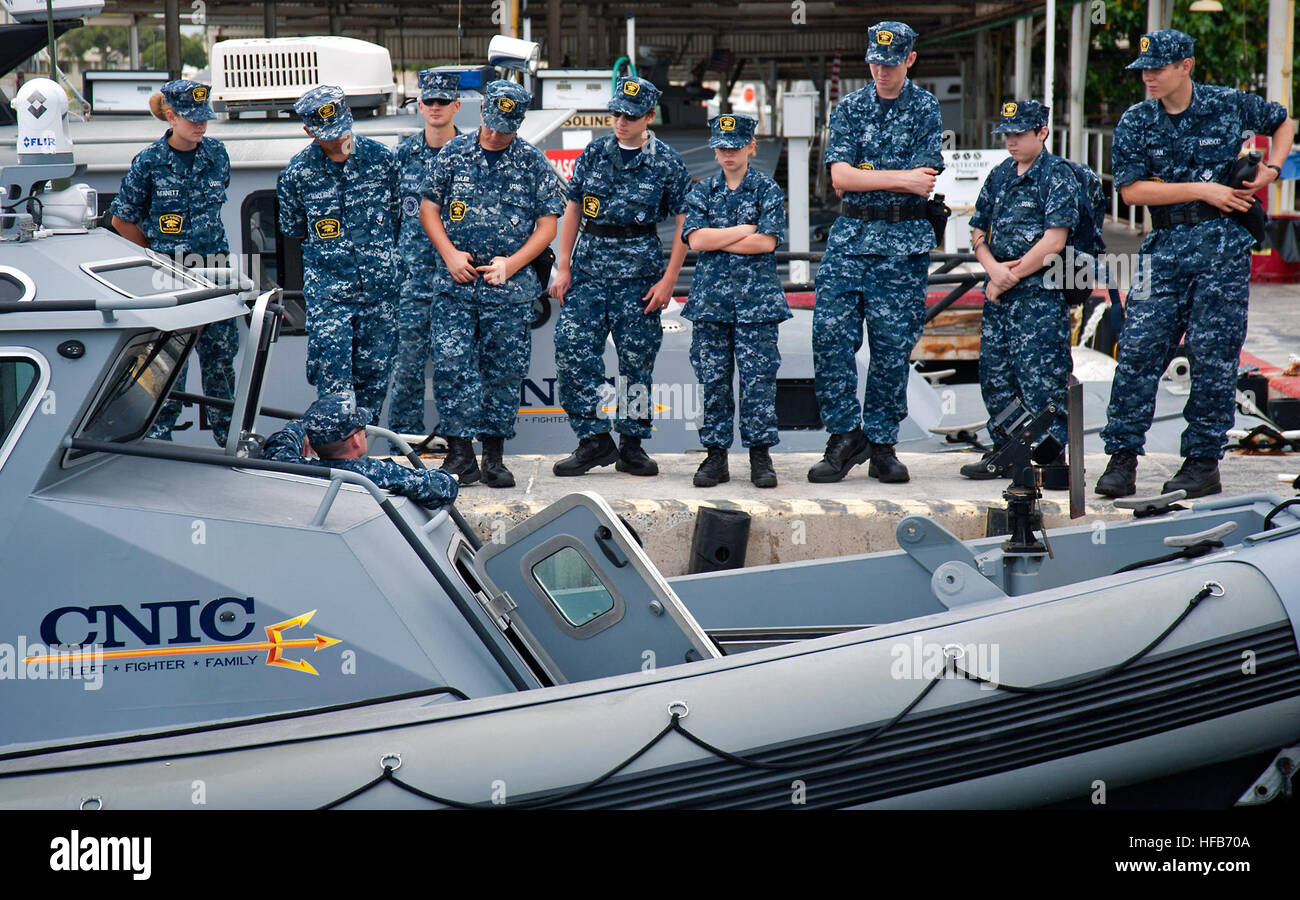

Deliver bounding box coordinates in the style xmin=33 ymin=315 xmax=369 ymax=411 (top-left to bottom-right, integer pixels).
xmin=1265 ymin=163 xmax=1282 ymax=177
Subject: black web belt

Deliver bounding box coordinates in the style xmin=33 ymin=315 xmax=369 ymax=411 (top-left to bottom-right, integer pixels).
xmin=1150 ymin=203 xmax=1228 ymax=229
xmin=839 ymin=203 xmax=927 ymax=223
xmin=580 ymin=221 xmax=657 ymax=238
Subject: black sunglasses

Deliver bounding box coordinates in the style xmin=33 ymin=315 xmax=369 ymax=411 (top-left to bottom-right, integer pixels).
xmin=423 ymin=97 xmax=455 ymax=106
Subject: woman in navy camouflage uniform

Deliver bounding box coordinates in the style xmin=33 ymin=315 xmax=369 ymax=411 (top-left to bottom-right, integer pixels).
xmin=682 ymin=114 xmax=790 ymax=488
xmin=110 ymin=80 xmax=236 ymax=447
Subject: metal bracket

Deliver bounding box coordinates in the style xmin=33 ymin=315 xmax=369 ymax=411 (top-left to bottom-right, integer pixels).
xmin=930 ymin=561 xmax=1007 ymax=608
xmin=486 ymin=591 xmax=517 ymax=623
xmin=1235 ymin=745 xmax=1298 ymax=806
xmin=896 ymin=516 xmax=979 ymax=575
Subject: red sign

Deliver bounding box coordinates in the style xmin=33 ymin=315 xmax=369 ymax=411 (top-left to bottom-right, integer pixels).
xmin=546 ymin=148 xmax=583 ymax=182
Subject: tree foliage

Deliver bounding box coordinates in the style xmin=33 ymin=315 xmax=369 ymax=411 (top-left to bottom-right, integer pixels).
xmin=1080 ymin=0 xmax=1297 ymax=124
xmin=54 ymin=24 xmax=207 ymax=71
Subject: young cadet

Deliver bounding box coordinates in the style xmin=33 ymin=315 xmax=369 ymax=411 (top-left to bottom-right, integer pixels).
xmin=110 ymin=80 xmax=236 ymax=447
xmin=262 ymin=393 xmax=458 ymax=510
xmin=277 ymin=86 xmax=401 ymax=420
xmin=810 ymin=21 xmax=944 ymax=485
xmin=1097 ymin=30 xmax=1294 ymax=499
xmin=419 ymin=80 xmax=564 ymax=488
xmin=681 ymin=113 xmax=790 ymax=488
xmin=550 ymin=76 xmax=692 ymax=478
xmin=963 ymin=99 xmax=1077 ymax=480
xmin=389 ymin=69 xmax=461 ymax=440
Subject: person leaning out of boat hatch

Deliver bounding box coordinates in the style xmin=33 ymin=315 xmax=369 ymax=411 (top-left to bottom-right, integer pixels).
xmin=1094 ymin=29 xmax=1295 ymax=501
xmin=548 ymin=76 xmax=693 ymax=479
xmin=388 ymin=69 xmax=462 ymax=444
xmin=110 ymin=79 xmax=237 ymax=448
xmin=680 ymin=113 xmax=790 ymax=489
xmin=277 ymin=86 xmax=401 ymax=424
xmin=962 ymin=99 xmax=1076 ymax=484
xmin=262 ymin=392 xmax=458 ymax=510
xmin=418 ymin=80 xmax=565 ymax=489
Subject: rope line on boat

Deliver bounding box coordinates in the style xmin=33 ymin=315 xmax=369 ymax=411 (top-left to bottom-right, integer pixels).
xmin=954 ymin=582 xmax=1220 ymax=694
xmin=1113 ymin=543 xmax=1225 ymax=574
xmin=317 ymin=582 xmax=1222 ymax=806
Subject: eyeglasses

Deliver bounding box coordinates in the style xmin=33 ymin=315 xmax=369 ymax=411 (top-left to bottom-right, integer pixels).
xmin=611 ymin=111 xmax=644 ymax=121
xmin=423 ymin=97 xmax=455 ymax=106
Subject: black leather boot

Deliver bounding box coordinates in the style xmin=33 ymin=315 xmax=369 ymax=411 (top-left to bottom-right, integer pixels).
xmin=1162 ymin=456 xmax=1221 ymax=499
xmin=749 ymin=445 xmax=777 ymax=488
xmin=480 ymin=436 xmax=514 ymax=488
xmin=807 ymin=427 xmax=871 ymax=483
xmin=553 ymin=433 xmax=619 ymax=476
xmin=1095 ymin=450 xmax=1138 ymax=498
xmin=867 ymin=441 xmax=910 ymax=483
xmin=960 ymin=448 xmax=1009 ymax=480
xmin=693 ymin=447 xmax=729 ymax=487
xmin=440 ymin=436 xmax=480 ymax=486
xmin=615 ymin=435 xmax=658 ymax=476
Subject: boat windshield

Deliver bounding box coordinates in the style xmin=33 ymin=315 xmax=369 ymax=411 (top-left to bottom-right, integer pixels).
xmin=67 ymin=329 xmax=196 ymax=461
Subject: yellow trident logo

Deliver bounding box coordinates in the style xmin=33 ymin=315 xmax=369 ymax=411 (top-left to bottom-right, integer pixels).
xmin=449 ymin=200 xmax=467 ymax=221
xmin=313 ymin=217 xmax=341 ymax=239
xmin=877 ymin=30 xmax=894 ymax=45
xmin=623 ymin=81 xmax=640 ymax=96
xmin=1140 ymin=36 xmax=1151 ymax=52
xmin=319 ymin=102 xmax=336 ymax=119
xmin=192 ymin=86 xmax=207 ymax=102
xmin=1002 ymin=102 xmax=1018 ymax=118
xmin=158 ymin=213 xmax=183 ymax=234
xmin=583 ymin=195 xmax=600 ymax=218
xmin=719 ymin=115 xmax=736 ymax=132
xmin=497 ymin=97 xmax=516 ymax=113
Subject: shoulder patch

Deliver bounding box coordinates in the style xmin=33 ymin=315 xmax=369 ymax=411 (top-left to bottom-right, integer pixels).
xmin=313 ymin=217 xmax=342 ymax=239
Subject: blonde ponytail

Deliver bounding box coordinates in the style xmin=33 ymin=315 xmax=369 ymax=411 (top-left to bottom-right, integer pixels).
xmin=148 ymin=92 xmax=173 ymax=122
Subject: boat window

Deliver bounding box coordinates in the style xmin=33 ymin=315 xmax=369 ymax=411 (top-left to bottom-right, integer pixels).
xmin=0 ymin=356 xmax=39 ymax=448
xmin=242 ymin=189 xmax=302 ymax=292
xmin=531 ymin=545 xmax=616 ymax=627
xmin=67 ymin=330 xmax=195 ymax=461
xmin=82 ymin=257 xmax=208 ymax=298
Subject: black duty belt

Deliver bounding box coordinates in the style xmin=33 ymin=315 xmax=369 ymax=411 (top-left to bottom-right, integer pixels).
xmin=580 ymin=221 xmax=657 ymax=238
xmin=840 ymin=203 xmax=927 ymax=223
xmin=1150 ymin=203 xmax=1228 ymax=230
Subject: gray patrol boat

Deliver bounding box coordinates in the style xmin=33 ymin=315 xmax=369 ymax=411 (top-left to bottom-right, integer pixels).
xmin=1 ymin=78 xmax=1298 ymax=810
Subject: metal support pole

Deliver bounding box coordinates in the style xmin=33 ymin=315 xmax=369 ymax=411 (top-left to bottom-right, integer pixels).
xmin=974 ymin=30 xmax=988 ymax=137
xmin=164 ymin=0 xmax=181 ymax=79
xmin=1267 ymin=0 xmax=1295 ymax=213
xmin=575 ymin=3 xmax=589 ymax=67
xmin=626 ymin=14 xmax=635 ymax=68
xmin=263 ymin=1 xmax=277 ymax=39
xmin=1014 ymin=17 xmax=1030 ymax=100
xmin=129 ymin=15 xmax=139 ymax=69
xmin=1068 ymin=0 xmax=1090 ymax=163
xmin=547 ymin=0 xmax=562 ymax=66
xmin=1044 ymin=0 xmax=1056 ymax=112
xmin=329 ymin=3 xmax=339 ymax=36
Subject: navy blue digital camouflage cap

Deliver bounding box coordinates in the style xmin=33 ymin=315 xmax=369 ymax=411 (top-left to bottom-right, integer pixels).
xmin=607 ymin=77 xmax=660 ymax=117
xmin=1126 ymin=29 xmax=1195 ymax=69
xmin=992 ymin=98 xmax=1049 ymax=133
xmin=294 ymin=85 xmax=354 ymax=140
xmin=418 ymin=68 xmax=461 ymax=101
xmin=160 ymin=79 xmax=216 ymax=122
xmin=865 ymin=21 xmax=917 ymax=65
xmin=303 ymin=392 xmax=371 ymax=447
xmin=481 ymin=79 xmax=530 ymax=133
xmin=708 ymin=112 xmax=757 ymax=148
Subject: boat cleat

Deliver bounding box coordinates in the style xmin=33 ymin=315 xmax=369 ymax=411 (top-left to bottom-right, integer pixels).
xmin=1113 ymin=490 xmax=1187 ymax=518
xmin=1235 ymin=746 xmax=1299 ymax=806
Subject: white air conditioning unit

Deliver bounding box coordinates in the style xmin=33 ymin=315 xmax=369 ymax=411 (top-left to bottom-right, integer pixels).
xmin=209 ymin=36 xmax=396 ymax=116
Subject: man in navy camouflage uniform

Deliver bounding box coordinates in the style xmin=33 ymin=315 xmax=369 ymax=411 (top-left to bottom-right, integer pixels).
xmin=963 ymin=99 xmax=1077 ymax=481
xmin=277 ymin=86 xmax=400 ymax=423
xmin=809 ymin=22 xmax=944 ymax=484
xmin=682 ymin=113 xmax=790 ymax=488
xmin=549 ymin=76 xmax=692 ymax=478
xmin=110 ymin=79 xmax=237 ymax=447
xmin=419 ymin=80 xmax=564 ymax=488
xmin=389 ymin=69 xmax=461 ymax=439
xmin=262 ymin=392 xmax=458 ymax=509
xmin=1096 ymin=30 xmax=1294 ymax=499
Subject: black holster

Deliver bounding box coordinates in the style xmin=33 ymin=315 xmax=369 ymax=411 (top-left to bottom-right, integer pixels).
xmin=926 ymin=193 xmax=951 ymax=245
xmin=1226 ymin=152 xmax=1268 ymax=245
